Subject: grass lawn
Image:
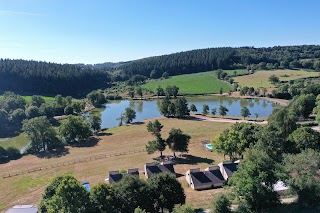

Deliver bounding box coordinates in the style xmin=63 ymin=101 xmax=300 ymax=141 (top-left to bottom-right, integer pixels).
xmin=142 ymin=70 xmax=236 ymax=95
xmin=0 ymin=95 xmax=55 ymax=103
xmin=0 ymin=133 xmax=28 ymax=150
xmin=233 ymin=69 xmax=320 ymax=88
xmin=0 ymin=117 xmax=232 ymax=211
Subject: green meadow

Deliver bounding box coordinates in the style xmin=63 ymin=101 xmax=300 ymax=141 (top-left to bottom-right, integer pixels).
xmin=142 ymin=70 xmax=247 ymax=95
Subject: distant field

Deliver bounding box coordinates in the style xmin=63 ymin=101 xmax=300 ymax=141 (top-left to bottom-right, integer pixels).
xmin=233 ymin=69 xmax=320 ymax=88
xmin=0 ymin=117 xmax=232 ymax=211
xmin=0 ymin=95 xmax=55 ymax=103
xmin=142 ymin=70 xmax=247 ymax=95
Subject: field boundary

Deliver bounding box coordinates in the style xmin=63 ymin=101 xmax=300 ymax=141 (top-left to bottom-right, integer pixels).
xmin=2 ymin=148 xmax=146 ymax=179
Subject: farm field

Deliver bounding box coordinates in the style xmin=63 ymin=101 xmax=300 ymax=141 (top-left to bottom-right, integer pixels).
xmin=0 ymin=117 xmax=233 ymax=211
xmin=142 ymin=70 xmax=247 ymax=95
xmin=0 ymin=95 xmax=55 ymax=103
xmin=233 ymin=69 xmax=320 ymax=88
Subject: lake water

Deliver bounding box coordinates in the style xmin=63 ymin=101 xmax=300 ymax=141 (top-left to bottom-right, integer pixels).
xmin=89 ymin=97 xmax=275 ymax=129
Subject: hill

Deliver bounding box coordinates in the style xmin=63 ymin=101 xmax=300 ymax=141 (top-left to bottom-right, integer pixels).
xmin=0 ymin=59 xmax=111 ymax=96
xmin=115 ymin=45 xmax=320 ymax=79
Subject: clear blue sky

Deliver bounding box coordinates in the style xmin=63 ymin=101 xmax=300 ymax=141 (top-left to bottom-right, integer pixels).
xmin=0 ymin=0 xmax=320 ymax=64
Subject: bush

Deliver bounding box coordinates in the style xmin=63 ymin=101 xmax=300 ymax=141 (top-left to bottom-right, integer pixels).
xmin=0 ymin=146 xmax=8 ymax=161
xmin=6 ymin=146 xmax=21 ymax=159
xmin=210 ymin=193 xmax=232 ymax=213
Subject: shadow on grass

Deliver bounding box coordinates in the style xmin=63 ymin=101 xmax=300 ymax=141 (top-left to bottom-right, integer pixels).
xmin=72 ymin=137 xmax=100 ymax=148
xmin=270 ymin=203 xmax=320 ymax=213
xmin=182 ymin=116 xmax=205 ymax=121
xmin=130 ymin=121 xmax=145 ymax=125
xmin=35 ymin=147 xmax=70 ymax=159
xmin=98 ymin=132 xmax=113 ymax=136
xmin=174 ymin=154 xmax=214 ymax=165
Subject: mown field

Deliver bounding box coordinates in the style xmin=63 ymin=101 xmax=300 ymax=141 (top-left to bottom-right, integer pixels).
xmin=233 ymin=69 xmax=320 ymax=88
xmin=142 ymin=70 xmax=247 ymax=95
xmin=0 ymin=117 xmax=233 ymax=211
xmin=0 ymin=95 xmax=55 ymax=103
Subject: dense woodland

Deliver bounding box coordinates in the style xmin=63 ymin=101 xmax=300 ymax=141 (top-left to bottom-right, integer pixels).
xmin=0 ymin=59 xmax=111 ymax=96
xmin=115 ymin=45 xmax=320 ymax=79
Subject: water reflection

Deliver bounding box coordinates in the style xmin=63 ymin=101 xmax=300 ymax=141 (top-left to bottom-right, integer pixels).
xmin=89 ymin=97 xmax=274 ymax=129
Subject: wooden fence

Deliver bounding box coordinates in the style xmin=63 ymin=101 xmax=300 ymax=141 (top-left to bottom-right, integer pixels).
xmin=2 ymin=148 xmax=146 ymax=178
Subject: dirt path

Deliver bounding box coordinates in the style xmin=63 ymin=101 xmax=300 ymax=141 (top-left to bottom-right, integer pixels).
xmin=192 ymin=115 xmax=268 ymax=125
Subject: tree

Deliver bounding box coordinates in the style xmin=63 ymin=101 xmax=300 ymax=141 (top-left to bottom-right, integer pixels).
xmin=59 ymin=115 xmax=91 ymax=144
xmin=146 ymin=119 xmax=166 ymax=157
xmin=6 ymin=146 xmax=21 ymax=159
xmin=213 ymin=129 xmax=246 ymax=160
xmin=31 ymin=95 xmax=45 ymax=107
xmin=219 ymin=105 xmax=228 ymax=117
xmin=25 ymin=106 xmax=40 ymax=119
xmin=116 ymin=113 xmax=124 ymax=126
xmin=211 ymin=107 xmax=217 ymax=115
xmin=165 ymin=86 xmax=173 ymax=98
xmin=162 ymin=72 xmax=169 ymax=79
xmin=156 ymin=86 xmax=165 ymax=98
xmin=0 ymin=146 xmax=8 ymax=161
xmin=174 ymin=97 xmax=189 ymax=118
xmin=281 ymin=149 xmax=320 ymax=207
xmin=230 ymin=149 xmax=279 ymax=212
xmin=166 ymin=128 xmax=191 ymax=157
xmin=289 ymin=94 xmax=316 ymax=119
xmin=148 ymin=173 xmax=185 ymax=213
xmin=189 ymin=104 xmax=197 ymax=114
xmin=136 ymin=86 xmax=143 ymax=99
xmin=90 ymin=183 xmax=117 ymax=213
xmin=10 ymin=108 xmax=26 ymax=127
xmin=159 ymin=98 xmax=171 ymax=117
xmin=87 ymin=90 xmax=107 ymax=107
xmin=219 ymin=87 xmax=223 ymax=95
xmin=40 ymin=175 xmax=89 ymax=213
xmin=217 ymin=69 xmax=223 ymax=79
xmin=23 ymin=116 xmax=61 ymax=153
xmin=114 ymin=175 xmax=154 ymax=213
xmin=255 ymin=113 xmax=259 ymax=120
xmin=268 ymin=75 xmax=279 ymax=85
xmin=233 ymin=70 xmax=237 ymax=76
xmin=240 ymin=86 xmax=249 ymax=96
xmin=172 ymin=86 xmax=179 ymax=98
xmin=1 ymin=92 xmax=26 ymax=112
xmin=0 ymin=109 xmax=9 ymax=134
xmin=71 ymin=101 xmax=84 ymax=114
xmin=261 ymin=87 xmax=267 ymax=96
xmin=123 ymin=107 xmax=136 ymax=124
xmin=288 ymin=127 xmax=320 ymax=153
xmin=150 ymin=69 xmax=157 ymax=78
xmin=202 ymin=104 xmax=209 ymax=115
xmin=128 ymin=89 xmax=135 ymax=98
xmin=172 ymin=204 xmax=194 ymax=213
xmin=64 ymin=105 xmax=73 ymax=115
xmin=89 ymin=114 xmax=101 ymax=134
xmin=241 ymin=106 xmax=251 ymax=120
xmin=210 ymin=193 xmax=231 ymax=213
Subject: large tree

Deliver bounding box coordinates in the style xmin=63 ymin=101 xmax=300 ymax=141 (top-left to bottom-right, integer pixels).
xmin=210 ymin=193 xmax=231 ymax=213
xmin=123 ymin=107 xmax=136 ymax=124
xmin=166 ymin=128 xmax=191 ymax=157
xmin=174 ymin=97 xmax=190 ymax=118
xmin=146 ymin=119 xmax=166 ymax=156
xmin=89 ymin=114 xmax=102 ymax=134
xmin=23 ymin=116 xmax=61 ymax=153
xmin=219 ymin=105 xmax=229 ymax=117
xmin=89 ymin=183 xmax=118 ymax=213
xmin=281 ymin=149 xmax=320 ymax=207
xmin=240 ymin=106 xmax=251 ymax=120
xmin=230 ymin=149 xmax=279 ymax=212
xmin=288 ymin=127 xmax=320 ymax=153
xmin=39 ymin=175 xmax=90 ymax=213
xmin=148 ymin=173 xmax=185 ymax=213
xmin=59 ymin=115 xmax=91 ymax=144
xmin=189 ymin=104 xmax=197 ymax=114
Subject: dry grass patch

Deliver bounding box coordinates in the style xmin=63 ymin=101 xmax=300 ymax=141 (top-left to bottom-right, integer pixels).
xmin=0 ymin=117 xmax=232 ymax=211
xmin=234 ymin=69 xmax=320 ymax=88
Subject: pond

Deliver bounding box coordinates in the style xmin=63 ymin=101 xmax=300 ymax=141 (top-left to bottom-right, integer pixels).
xmin=87 ymin=96 xmax=275 ymax=129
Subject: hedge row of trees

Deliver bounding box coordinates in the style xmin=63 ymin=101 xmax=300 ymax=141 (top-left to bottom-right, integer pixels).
xmin=40 ymin=173 xmax=187 ymax=213
xmin=0 ymin=59 xmax=111 ymax=96
xmin=0 ymin=92 xmax=85 ymax=137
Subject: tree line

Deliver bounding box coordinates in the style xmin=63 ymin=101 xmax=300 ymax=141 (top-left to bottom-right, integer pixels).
xmin=40 ymin=173 xmax=188 ymax=213
xmin=111 ymin=45 xmax=320 ymax=80
xmin=0 ymin=59 xmax=111 ymax=96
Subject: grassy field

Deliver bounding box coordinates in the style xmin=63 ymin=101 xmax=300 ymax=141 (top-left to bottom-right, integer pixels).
xmin=0 ymin=95 xmax=55 ymax=103
xmin=0 ymin=133 xmax=28 ymax=150
xmin=0 ymin=117 xmax=233 ymax=211
xmin=233 ymin=69 xmax=320 ymax=88
xmin=142 ymin=70 xmax=247 ymax=95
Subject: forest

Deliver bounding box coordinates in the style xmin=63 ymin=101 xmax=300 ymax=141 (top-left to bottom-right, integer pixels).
xmin=115 ymin=45 xmax=320 ymax=78
xmin=0 ymin=59 xmax=111 ymax=96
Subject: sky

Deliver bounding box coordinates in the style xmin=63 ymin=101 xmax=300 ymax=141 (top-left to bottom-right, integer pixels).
xmin=0 ymin=0 xmax=320 ymax=64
